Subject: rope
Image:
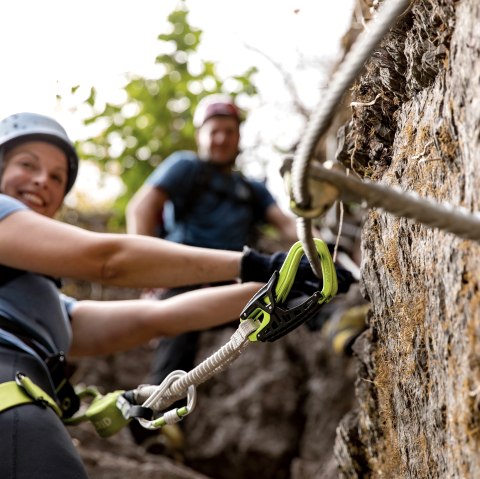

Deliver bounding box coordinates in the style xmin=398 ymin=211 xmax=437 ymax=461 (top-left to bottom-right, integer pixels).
xmin=131 ymin=239 xmax=337 ymax=422
xmin=309 ymin=163 xmax=480 ymax=242
xmin=133 ymin=319 xmax=258 ymax=414
xmin=290 ymin=0 xmax=412 ymax=277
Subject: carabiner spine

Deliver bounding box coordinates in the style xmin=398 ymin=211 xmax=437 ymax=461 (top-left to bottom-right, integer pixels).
xmin=240 ymin=239 xmax=339 ymax=342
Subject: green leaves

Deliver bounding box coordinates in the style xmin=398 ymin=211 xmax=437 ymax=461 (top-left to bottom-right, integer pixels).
xmin=76 ymin=3 xmax=257 ymax=227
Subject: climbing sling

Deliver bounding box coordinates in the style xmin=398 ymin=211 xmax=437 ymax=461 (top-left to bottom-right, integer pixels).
xmin=0 ymin=239 xmax=337 ymax=438
xmin=54 ymin=239 xmax=338 ymax=437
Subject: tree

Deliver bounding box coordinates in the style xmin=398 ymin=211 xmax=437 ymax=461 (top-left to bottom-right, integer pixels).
xmin=74 ymin=2 xmax=257 ymax=223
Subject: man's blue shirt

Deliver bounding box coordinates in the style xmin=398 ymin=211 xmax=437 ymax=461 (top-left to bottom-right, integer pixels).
xmin=147 ymin=151 xmax=276 ymax=251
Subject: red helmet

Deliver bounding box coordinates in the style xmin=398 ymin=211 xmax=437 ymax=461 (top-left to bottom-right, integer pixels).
xmin=193 ymin=94 xmax=242 ymax=128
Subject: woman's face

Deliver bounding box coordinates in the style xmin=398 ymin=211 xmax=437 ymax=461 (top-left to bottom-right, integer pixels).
xmin=1 ymin=141 xmax=68 ymax=217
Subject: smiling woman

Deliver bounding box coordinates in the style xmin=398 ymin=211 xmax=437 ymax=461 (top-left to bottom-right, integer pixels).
xmin=0 ymin=111 xmax=353 ymax=478
xmin=1 ymin=143 xmax=69 ymax=217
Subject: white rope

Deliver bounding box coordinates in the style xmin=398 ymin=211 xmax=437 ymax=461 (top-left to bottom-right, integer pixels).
xmin=138 ymin=370 xmax=197 ymax=428
xmin=291 ymin=0 xmax=411 ymax=276
xmin=133 ymin=319 xmax=258 ymax=414
xmin=309 ymin=163 xmax=480 ymax=242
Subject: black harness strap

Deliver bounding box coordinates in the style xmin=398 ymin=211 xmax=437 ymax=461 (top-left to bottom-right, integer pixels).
xmin=0 ymin=265 xmax=77 ymax=418
xmin=168 ymin=160 xmax=262 ymax=245
xmin=0 ymin=315 xmax=80 ymax=418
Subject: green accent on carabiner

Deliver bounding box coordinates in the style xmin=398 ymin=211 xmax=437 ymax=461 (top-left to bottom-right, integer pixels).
xmin=150 ymin=406 xmax=190 ymax=429
xmin=240 ymin=239 xmax=338 ymax=342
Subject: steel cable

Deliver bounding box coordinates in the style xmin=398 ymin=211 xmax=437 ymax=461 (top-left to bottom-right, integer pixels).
xmin=290 ymin=0 xmax=412 ymax=276
xmin=310 ymin=164 xmax=480 ymax=242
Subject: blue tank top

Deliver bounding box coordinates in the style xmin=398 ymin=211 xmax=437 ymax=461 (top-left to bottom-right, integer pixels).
xmin=0 ymin=194 xmax=73 ymax=357
xmin=147 ymin=151 xmax=276 ymax=251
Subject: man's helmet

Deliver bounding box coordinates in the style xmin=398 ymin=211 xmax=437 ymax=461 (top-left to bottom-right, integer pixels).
xmin=193 ymin=94 xmax=242 ymax=128
xmin=0 ymin=112 xmax=79 ymax=193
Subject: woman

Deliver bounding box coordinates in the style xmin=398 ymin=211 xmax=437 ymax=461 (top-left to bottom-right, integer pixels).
xmin=0 ymin=112 xmax=352 ymax=478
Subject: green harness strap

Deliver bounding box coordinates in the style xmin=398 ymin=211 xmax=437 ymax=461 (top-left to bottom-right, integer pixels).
xmin=0 ymin=374 xmax=128 ymax=438
xmin=0 ymin=374 xmax=62 ymax=417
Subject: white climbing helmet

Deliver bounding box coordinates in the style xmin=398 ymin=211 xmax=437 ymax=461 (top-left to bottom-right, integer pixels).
xmin=0 ymin=112 xmax=79 ymax=193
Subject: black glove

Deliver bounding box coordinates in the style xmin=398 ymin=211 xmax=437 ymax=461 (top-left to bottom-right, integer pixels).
xmin=240 ymin=247 xmax=354 ymax=296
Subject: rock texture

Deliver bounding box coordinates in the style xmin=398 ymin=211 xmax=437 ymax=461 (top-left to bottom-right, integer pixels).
xmin=334 ymin=0 xmax=480 ymax=477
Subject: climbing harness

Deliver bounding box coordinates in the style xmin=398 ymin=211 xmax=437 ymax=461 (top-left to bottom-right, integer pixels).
xmin=0 ymin=375 xmax=129 ymax=437
xmin=0 ymin=317 xmax=81 ymax=419
xmin=11 ymin=239 xmax=335 ymax=438
xmin=0 ymin=372 xmax=62 ymax=417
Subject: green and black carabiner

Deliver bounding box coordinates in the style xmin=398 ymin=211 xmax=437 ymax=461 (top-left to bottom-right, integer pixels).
xmin=240 ymin=239 xmax=338 ymax=342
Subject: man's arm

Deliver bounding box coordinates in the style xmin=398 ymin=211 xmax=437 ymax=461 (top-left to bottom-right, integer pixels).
xmin=264 ymin=204 xmax=298 ymax=243
xmin=126 ymin=185 xmax=169 ymax=236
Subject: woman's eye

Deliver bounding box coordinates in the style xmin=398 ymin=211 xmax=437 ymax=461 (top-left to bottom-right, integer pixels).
xmin=52 ymin=174 xmax=66 ymax=185
xmin=13 ymin=154 xmax=36 ymax=169
xmin=21 ymin=160 xmax=34 ymax=169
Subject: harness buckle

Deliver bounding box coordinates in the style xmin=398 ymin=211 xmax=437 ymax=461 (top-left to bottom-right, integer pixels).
xmin=45 ymin=351 xmax=80 ymax=418
xmin=15 ymin=372 xmax=62 ymax=416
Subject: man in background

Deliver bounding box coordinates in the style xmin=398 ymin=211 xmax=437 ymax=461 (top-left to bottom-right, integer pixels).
xmin=126 ymin=94 xmax=298 ymax=451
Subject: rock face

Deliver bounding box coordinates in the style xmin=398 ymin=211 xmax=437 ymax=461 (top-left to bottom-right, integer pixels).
xmin=334 ymin=0 xmax=480 ymax=477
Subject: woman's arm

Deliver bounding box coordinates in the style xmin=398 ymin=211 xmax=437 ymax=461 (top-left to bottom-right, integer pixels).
xmin=0 ymin=209 xmax=242 ymax=288
xmin=69 ymin=282 xmax=261 ymax=357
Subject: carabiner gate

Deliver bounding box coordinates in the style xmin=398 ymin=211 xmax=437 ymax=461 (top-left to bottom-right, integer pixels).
xmin=240 ymin=239 xmax=338 ymax=342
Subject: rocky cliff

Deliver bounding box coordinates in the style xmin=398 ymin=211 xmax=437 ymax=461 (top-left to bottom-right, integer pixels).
xmin=335 ymin=0 xmax=480 ymax=477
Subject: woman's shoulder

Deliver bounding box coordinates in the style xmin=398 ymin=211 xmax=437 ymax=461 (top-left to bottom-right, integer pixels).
xmin=0 ymin=194 xmax=28 ymax=221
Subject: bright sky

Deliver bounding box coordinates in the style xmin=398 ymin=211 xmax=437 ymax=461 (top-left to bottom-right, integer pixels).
xmin=0 ymin=0 xmax=355 ymax=206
